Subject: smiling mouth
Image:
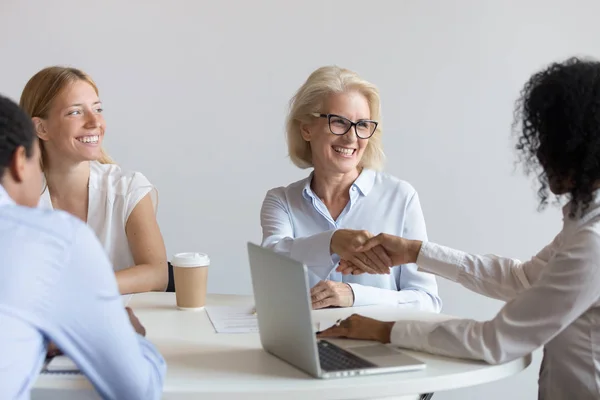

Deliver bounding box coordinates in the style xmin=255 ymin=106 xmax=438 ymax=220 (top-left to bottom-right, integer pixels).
xmin=332 ymin=146 xmax=356 ymax=156
xmin=76 ymin=135 xmax=99 ymax=144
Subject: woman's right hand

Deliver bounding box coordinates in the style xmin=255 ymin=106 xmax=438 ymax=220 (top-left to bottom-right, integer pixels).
xmin=336 ymin=233 xmax=423 ymax=275
xmin=126 ymin=307 xmax=146 ymax=337
xmin=46 ymin=342 xmax=62 ymax=358
xmin=330 ymin=229 xmax=393 ymax=274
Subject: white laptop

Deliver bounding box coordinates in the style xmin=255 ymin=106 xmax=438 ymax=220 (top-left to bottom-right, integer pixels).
xmin=247 ymin=242 xmax=426 ymax=379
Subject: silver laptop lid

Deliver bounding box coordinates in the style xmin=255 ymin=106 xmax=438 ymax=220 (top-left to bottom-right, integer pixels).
xmin=247 ymin=242 xmax=321 ymax=377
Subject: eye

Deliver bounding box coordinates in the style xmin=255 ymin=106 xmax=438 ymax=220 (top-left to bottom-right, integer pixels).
xmin=67 ymin=110 xmax=81 ymax=116
xmin=95 ymin=107 xmax=104 ymax=113
xmin=331 ymin=117 xmax=349 ymax=127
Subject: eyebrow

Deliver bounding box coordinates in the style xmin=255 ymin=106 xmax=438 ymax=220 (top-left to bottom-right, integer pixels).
xmin=332 ymin=114 xmax=374 ymax=122
xmin=68 ymin=101 xmax=102 ymax=107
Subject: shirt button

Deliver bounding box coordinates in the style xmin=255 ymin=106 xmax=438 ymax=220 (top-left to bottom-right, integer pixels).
xmin=351 ymin=187 xmax=356 ymax=191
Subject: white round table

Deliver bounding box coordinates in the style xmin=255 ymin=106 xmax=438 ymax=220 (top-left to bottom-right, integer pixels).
xmin=34 ymin=292 xmax=531 ymax=400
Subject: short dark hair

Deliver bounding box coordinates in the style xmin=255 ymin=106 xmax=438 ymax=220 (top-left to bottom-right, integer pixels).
xmin=0 ymin=94 xmax=36 ymax=178
xmin=514 ymin=57 xmax=600 ymax=217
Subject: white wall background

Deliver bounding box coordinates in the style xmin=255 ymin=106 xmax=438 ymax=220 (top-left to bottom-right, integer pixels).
xmin=3 ymin=0 xmax=600 ymax=398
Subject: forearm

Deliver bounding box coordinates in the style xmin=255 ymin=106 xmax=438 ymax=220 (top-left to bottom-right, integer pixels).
xmin=416 ymin=242 xmax=531 ymax=301
xmin=51 ymin=226 xmax=167 ymax=399
xmin=116 ymin=263 xmax=168 ymax=294
xmin=348 ymin=283 xmax=440 ymax=311
xmin=262 ymin=230 xmax=338 ymax=280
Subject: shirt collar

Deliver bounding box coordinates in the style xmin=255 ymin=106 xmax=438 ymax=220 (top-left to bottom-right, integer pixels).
xmin=301 ymin=173 xmax=315 ymax=200
xmin=353 ymin=168 xmax=376 ymax=196
xmin=302 ymin=168 xmax=377 ymax=199
xmin=562 ymin=189 xmax=600 ymax=221
xmin=0 ymin=184 xmax=16 ymax=207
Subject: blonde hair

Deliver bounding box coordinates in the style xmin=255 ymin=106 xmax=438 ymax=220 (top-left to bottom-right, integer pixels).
xmin=286 ymin=66 xmax=385 ymax=170
xmin=19 ymin=66 xmax=114 ymax=170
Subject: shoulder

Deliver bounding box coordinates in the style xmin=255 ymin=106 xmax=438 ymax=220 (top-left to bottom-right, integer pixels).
xmin=90 ymin=161 xmax=154 ymax=196
xmin=372 ymin=170 xmax=418 ymax=199
xmin=1 ymin=204 xmax=87 ymax=250
xmin=264 ymin=175 xmax=311 ymax=202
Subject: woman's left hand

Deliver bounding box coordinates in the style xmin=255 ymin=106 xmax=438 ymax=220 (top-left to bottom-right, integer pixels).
xmin=317 ymin=314 xmax=394 ymax=343
xmin=311 ymin=280 xmax=354 ymax=309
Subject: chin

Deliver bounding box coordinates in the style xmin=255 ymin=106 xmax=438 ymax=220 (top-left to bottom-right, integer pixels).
xmin=328 ymin=160 xmax=361 ymax=175
xmin=83 ymin=149 xmax=105 ymax=161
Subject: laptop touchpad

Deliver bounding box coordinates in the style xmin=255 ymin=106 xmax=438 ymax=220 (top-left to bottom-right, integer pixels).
xmin=349 ymin=344 xmax=400 ymax=358
xmin=349 ymin=344 xmax=425 ymax=369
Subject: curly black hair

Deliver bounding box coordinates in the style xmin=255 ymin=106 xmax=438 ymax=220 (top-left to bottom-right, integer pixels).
xmin=514 ymin=57 xmax=600 ymax=218
xmin=0 ymin=94 xmax=36 ymax=179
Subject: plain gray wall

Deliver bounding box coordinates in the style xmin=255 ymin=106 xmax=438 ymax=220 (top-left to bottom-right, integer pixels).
xmin=3 ymin=0 xmax=600 ymax=398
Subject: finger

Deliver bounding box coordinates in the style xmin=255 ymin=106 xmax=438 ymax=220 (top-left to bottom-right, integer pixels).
xmin=312 ymin=296 xmax=335 ymax=310
xmin=310 ymin=281 xmax=328 ymax=295
xmin=372 ymin=245 xmax=393 ymax=269
xmin=336 ymin=261 xmax=353 ymax=275
xmin=349 ymin=230 xmax=372 ymax=249
xmin=349 ymin=254 xmax=379 ymax=274
xmin=336 ymin=260 xmax=348 ymax=272
xmin=365 ymin=248 xmax=388 ymax=274
xmin=358 ymin=234 xmax=385 ymax=252
xmin=343 ymin=261 xmax=364 ymax=275
xmin=317 ymin=325 xmax=348 ymax=338
xmin=338 ymin=265 xmax=354 ymax=275
xmin=311 ymin=288 xmax=331 ymax=303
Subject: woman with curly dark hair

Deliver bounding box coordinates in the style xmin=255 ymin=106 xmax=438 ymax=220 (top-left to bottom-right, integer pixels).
xmin=319 ymin=57 xmax=600 ymax=399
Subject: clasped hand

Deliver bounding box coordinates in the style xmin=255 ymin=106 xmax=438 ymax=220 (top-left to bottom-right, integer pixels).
xmin=330 ymin=230 xmax=421 ymax=275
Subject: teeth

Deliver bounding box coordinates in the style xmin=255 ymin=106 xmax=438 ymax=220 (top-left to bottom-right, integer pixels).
xmin=333 ymin=146 xmax=354 ymax=156
xmin=78 ymin=135 xmax=99 ymax=144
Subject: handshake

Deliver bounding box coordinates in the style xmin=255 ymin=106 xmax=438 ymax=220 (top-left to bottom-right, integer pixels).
xmin=330 ymin=229 xmax=423 ymax=275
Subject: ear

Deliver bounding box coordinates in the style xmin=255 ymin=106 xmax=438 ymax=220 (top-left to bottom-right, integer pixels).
xmin=32 ymin=117 xmax=49 ymax=141
xmin=8 ymin=146 xmax=28 ymax=183
xmin=300 ymin=122 xmax=312 ymax=142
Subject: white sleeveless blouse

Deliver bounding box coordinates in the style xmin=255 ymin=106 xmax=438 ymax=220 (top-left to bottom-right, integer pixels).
xmin=38 ymin=161 xmax=157 ymax=271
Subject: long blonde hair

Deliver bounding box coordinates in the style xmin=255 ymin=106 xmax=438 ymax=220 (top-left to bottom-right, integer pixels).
xmin=19 ymin=66 xmax=114 ymax=170
xmin=286 ymin=66 xmax=385 ymax=170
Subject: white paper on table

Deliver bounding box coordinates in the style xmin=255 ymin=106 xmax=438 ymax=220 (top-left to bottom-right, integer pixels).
xmin=314 ymin=316 xmax=342 ymax=333
xmin=44 ymin=355 xmax=80 ymax=373
xmin=205 ymin=305 xmax=259 ymax=333
xmin=121 ymin=294 xmax=133 ymax=306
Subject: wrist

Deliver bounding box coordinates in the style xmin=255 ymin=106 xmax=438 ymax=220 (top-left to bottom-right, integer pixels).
xmin=330 ymin=230 xmax=339 ymax=255
xmin=344 ymin=283 xmax=355 ymax=306
xmin=375 ymin=321 xmax=394 ymax=343
xmin=407 ymin=240 xmax=423 ymax=264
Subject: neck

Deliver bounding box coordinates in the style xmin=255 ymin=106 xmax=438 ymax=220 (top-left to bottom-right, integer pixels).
xmin=45 ymin=156 xmax=90 ymax=198
xmin=311 ymin=167 xmax=361 ymax=203
xmin=0 ymin=176 xmax=18 ymax=204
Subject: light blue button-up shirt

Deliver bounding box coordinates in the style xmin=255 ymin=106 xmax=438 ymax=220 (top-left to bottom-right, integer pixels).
xmin=260 ymin=169 xmax=441 ymax=311
xmin=0 ymin=185 xmax=165 ymax=400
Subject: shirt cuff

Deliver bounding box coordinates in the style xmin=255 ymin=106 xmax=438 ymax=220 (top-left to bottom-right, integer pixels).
xmin=347 ymin=283 xmax=399 ymax=307
xmin=290 ymin=229 xmax=337 ymax=280
xmin=390 ymin=320 xmax=437 ymax=351
xmin=416 ymin=241 xmax=465 ymax=282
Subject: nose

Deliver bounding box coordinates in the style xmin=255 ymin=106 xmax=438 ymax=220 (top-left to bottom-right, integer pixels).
xmin=341 ymin=126 xmax=359 ymax=143
xmin=84 ymin=111 xmax=101 ymax=128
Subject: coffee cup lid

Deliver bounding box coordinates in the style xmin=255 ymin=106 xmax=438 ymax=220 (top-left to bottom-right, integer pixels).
xmin=171 ymin=252 xmax=210 ymax=267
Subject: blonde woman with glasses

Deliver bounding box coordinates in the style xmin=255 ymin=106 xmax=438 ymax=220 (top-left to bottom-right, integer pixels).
xmin=260 ymin=66 xmax=441 ymax=312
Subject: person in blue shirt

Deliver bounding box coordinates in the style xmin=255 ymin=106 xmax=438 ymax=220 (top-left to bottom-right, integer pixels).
xmin=0 ymin=93 xmax=166 ymax=399
xmin=260 ymin=66 xmax=441 ymax=311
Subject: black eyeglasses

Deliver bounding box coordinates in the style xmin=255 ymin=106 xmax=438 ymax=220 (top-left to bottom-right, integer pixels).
xmin=311 ymin=113 xmax=378 ymax=139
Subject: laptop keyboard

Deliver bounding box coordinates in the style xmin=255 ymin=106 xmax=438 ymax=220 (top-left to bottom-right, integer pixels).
xmin=318 ymin=340 xmax=376 ymax=372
